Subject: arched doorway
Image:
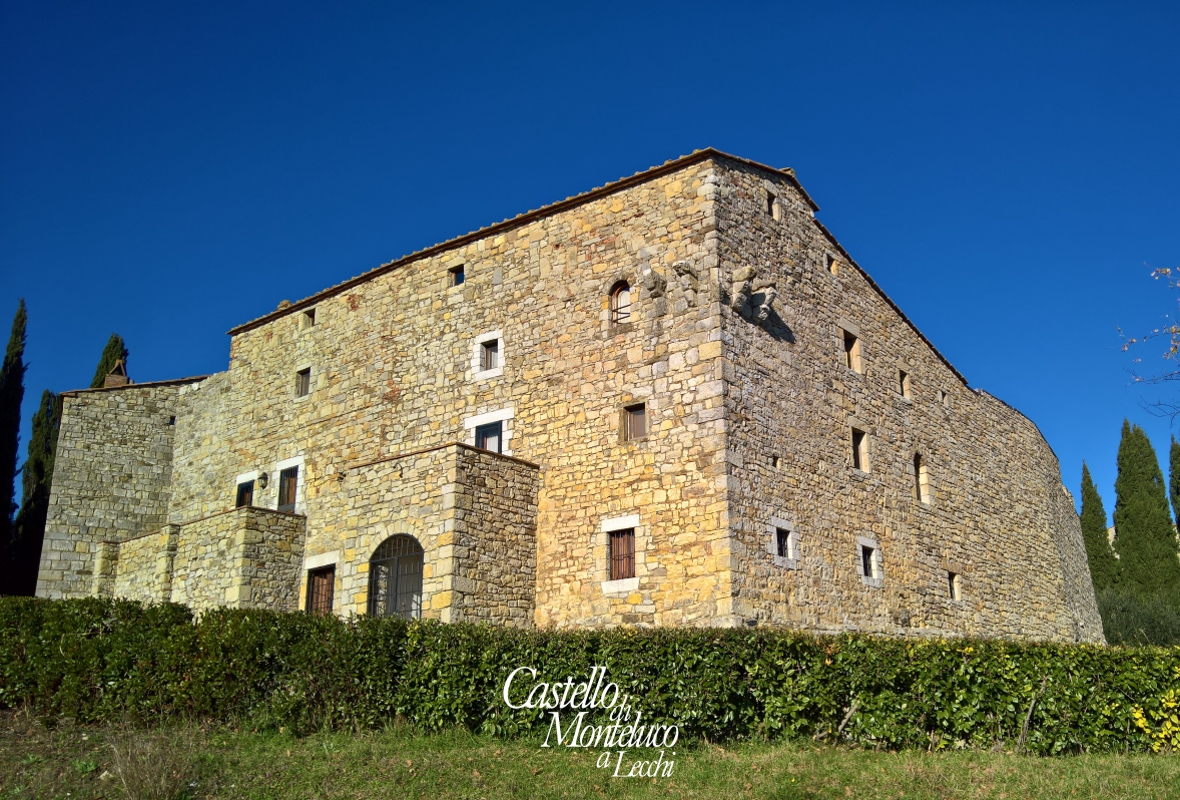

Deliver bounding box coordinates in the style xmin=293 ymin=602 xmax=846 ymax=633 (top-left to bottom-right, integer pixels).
xmin=367 ymin=535 xmax=424 ymax=619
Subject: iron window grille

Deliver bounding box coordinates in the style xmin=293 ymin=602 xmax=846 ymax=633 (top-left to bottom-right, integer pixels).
xmin=368 ymin=535 xmax=424 ymax=619
xmin=609 ymin=528 xmax=636 ymax=581
xmin=610 ymin=282 xmax=631 ymax=325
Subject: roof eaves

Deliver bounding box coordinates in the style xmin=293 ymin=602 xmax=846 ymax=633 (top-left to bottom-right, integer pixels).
xmin=59 ymin=375 xmax=211 ymax=398
xmin=810 ymin=217 xmax=970 ymax=388
xmin=227 ymin=148 xmax=808 ymax=336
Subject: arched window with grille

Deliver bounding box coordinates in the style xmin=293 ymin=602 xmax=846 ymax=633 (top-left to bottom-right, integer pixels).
xmin=609 ymin=281 xmax=631 ymax=325
xmin=367 ymin=535 xmax=424 ymax=619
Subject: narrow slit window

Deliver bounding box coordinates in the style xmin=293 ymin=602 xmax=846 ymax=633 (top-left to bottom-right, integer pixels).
xmin=827 ymin=254 xmax=838 ymax=275
xmin=610 ymin=281 xmax=631 ymax=325
xmin=278 ymin=466 xmax=298 ymax=513
xmin=450 ymin=265 xmax=465 ymax=287
xmin=861 ymin=545 xmax=876 ymax=579
xmin=480 ymin=339 xmax=499 ymax=371
xmin=609 ymin=528 xmax=636 ymax=581
xmin=302 ymin=308 xmax=316 ymax=328
xmin=306 ymin=565 xmax=335 ymax=614
xmin=842 ymin=330 xmax=862 ymax=373
xmin=914 ymin=453 xmax=930 ymax=504
xmin=898 ymin=370 xmax=911 ymax=398
xmin=623 ymin=403 xmax=647 ymax=441
xmin=767 ymin=191 xmax=780 ymax=220
xmin=939 ymin=389 xmax=950 ymax=408
xmin=851 ymin=428 xmax=869 ymax=471
xmin=947 ymin=571 xmax=960 ymax=601
xmin=236 ymin=480 xmax=254 ymax=508
xmin=776 ymin=528 xmax=793 ymax=560
xmin=295 ymin=368 xmax=311 ymax=398
xmin=475 ymin=420 xmax=503 ymax=453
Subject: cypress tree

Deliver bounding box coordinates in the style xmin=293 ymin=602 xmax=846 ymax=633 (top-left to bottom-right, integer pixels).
xmin=89 ymin=333 xmax=128 ymax=389
xmin=1080 ymin=462 xmax=1119 ymax=592
xmin=1112 ymin=420 xmax=1180 ymax=602
xmin=0 ymin=301 xmax=27 ymax=594
xmin=11 ymin=390 xmax=58 ymax=595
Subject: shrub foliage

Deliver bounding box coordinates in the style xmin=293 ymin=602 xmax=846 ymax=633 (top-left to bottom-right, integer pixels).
xmin=1098 ymin=588 xmax=1180 ymax=647
xmin=2 ymin=597 xmax=1179 ymax=753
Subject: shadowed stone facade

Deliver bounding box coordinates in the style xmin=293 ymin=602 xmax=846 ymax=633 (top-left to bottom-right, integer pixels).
xmin=36 ymin=149 xmax=1104 ymax=642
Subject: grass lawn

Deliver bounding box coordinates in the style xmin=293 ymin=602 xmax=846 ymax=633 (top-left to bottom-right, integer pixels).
xmin=2 ymin=710 xmax=1178 ymax=800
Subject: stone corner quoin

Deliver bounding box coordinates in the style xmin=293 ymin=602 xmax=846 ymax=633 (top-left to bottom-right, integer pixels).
xmin=34 ymin=149 xmax=1104 ymax=644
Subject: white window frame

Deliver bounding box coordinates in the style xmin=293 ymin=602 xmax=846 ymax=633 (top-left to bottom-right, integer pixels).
xmin=471 ymin=330 xmax=504 ymax=380
xmin=275 ymin=455 xmax=306 ymax=514
xmin=463 ymin=407 xmax=515 ymax=455
xmin=234 ymin=470 xmax=259 ymax=508
xmin=600 ymin=514 xmax=641 ymax=594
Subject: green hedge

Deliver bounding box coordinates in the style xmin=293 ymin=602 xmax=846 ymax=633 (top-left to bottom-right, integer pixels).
xmin=2 ymin=597 xmax=1179 ymax=753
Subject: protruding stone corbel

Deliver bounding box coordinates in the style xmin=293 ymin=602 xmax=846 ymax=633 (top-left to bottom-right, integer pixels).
xmin=673 ymin=260 xmax=701 ymax=309
xmin=729 ymin=266 xmax=779 ymax=325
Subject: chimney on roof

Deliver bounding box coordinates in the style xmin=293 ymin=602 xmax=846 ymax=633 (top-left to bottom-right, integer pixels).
xmin=103 ymin=359 xmax=131 ymax=388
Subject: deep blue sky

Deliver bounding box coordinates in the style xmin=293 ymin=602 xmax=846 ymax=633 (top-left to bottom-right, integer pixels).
xmin=2 ymin=2 xmax=1178 ymax=521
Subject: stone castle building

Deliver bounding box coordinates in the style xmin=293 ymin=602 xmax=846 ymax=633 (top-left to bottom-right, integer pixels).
xmin=36 ymin=149 xmax=1104 ymax=643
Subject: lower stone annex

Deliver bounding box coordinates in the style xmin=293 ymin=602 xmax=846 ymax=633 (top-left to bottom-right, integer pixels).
xmin=36 ymin=149 xmax=1104 ymax=643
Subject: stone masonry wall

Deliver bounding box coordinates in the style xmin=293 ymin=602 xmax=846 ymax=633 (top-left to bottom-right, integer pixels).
xmin=712 ymin=159 xmax=1103 ymax=642
xmin=112 ymin=527 xmax=177 ymax=603
xmin=452 ymin=445 xmax=538 ymax=627
xmin=169 ymin=507 xmax=305 ymax=612
xmin=318 ymin=444 xmax=536 ymax=624
xmin=37 ymin=385 xmax=182 ymax=599
xmin=39 ymin=151 xmax=1101 ymax=643
xmin=167 ymin=158 xmax=731 ymax=626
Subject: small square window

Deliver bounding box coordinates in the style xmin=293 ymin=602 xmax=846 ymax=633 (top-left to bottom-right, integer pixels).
xmin=861 ymin=545 xmax=876 ymax=579
xmin=480 ymin=339 xmax=499 ymax=371
xmin=295 ymin=368 xmax=311 ymax=398
xmin=851 ymin=428 xmax=869 ymax=471
xmin=623 ymin=403 xmax=647 ymax=441
xmin=776 ymin=528 xmax=793 ymax=560
xmin=302 ymin=308 xmax=316 ymax=328
xmin=450 ymin=265 xmax=465 ymax=287
xmin=475 ymin=421 xmax=503 ymax=453
xmin=609 ymin=528 xmax=636 ymax=581
xmin=898 ymin=370 xmax=911 ymax=399
xmin=236 ymin=480 xmax=254 ymax=508
xmin=307 ymin=565 xmax=335 ymax=614
xmin=947 ymin=571 xmax=960 ymax=601
xmin=842 ymin=330 xmax=862 ymax=373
